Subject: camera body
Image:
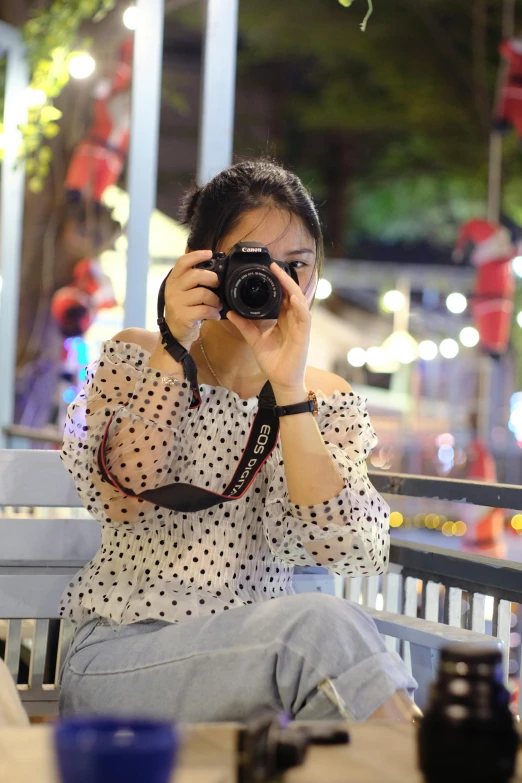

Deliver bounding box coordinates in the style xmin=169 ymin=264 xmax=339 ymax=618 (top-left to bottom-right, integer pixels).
xmin=195 ymin=241 xmax=299 ymax=320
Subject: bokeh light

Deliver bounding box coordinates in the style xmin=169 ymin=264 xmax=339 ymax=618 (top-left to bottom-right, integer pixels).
xmin=69 ymin=53 xmax=96 ymax=80
xmin=439 ymin=338 xmax=459 ymax=359
xmin=459 ymin=326 xmax=479 ymax=347
xmin=418 ymin=340 xmax=438 ymax=361
xmin=123 ymin=5 xmax=137 ymax=30
xmin=381 ymin=331 xmax=417 ymax=364
xmin=25 ymin=87 xmax=46 ymax=107
xmin=315 ymin=278 xmax=332 ymax=300
xmin=446 ymin=293 xmax=467 ymax=314
xmin=389 ymin=511 xmax=403 ymax=527
xmin=517 ymin=311 xmax=522 ymax=328
xmin=347 ymin=347 xmax=366 ymax=367
xmin=453 ymin=521 xmax=467 ymax=537
xmin=382 ymin=290 xmax=405 ymax=312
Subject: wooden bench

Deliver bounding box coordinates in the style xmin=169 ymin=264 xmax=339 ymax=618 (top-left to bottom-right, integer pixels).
xmin=0 ymin=449 xmax=499 ymax=716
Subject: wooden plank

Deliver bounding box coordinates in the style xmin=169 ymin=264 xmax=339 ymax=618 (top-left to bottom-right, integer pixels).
xmin=371 ymin=471 xmax=522 ymax=510
xmin=402 ymin=577 xmax=418 ymax=674
xmin=29 ymin=620 xmax=49 ymax=690
xmin=496 ymin=599 xmax=511 ymax=686
xmin=365 ymin=608 xmax=502 ymax=651
xmin=471 ymin=593 xmax=486 ymax=633
xmin=423 ymin=582 xmax=440 ymax=623
xmin=4 ymin=620 xmax=22 ymax=680
xmin=0 ymin=518 xmax=100 ymax=561
xmin=0 ymin=574 xmax=76 ymax=619
xmin=383 ymin=572 xmax=401 ymax=653
xmin=56 ymin=621 xmax=75 ymax=687
xmin=447 ymin=587 xmax=463 ymax=628
xmin=0 ymin=450 xmax=81 ymax=507
xmin=3 ymin=722 xmax=522 ymax=783
xmin=348 ymin=577 xmax=362 ymax=604
xmin=362 ymin=576 xmax=380 ymax=609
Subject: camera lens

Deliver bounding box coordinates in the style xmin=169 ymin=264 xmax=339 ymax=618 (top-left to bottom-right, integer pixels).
xmin=239 ymin=277 xmax=271 ymax=309
xmin=227 ymin=267 xmax=280 ymax=319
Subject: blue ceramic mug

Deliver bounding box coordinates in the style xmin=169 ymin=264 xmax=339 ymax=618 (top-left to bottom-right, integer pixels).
xmin=54 ymin=717 xmax=178 ymax=783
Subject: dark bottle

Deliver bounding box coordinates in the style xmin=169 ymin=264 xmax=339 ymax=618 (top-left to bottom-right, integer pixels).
xmin=418 ymin=643 xmax=519 ymax=783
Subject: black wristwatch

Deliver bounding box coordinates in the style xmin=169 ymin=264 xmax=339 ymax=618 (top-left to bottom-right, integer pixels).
xmin=274 ymin=391 xmax=318 ymax=417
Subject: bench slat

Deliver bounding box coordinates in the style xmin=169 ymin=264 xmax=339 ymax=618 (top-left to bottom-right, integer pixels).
xmin=0 ymin=450 xmax=81 ymax=507
xmin=0 ymin=574 xmax=78 ymax=618
xmin=0 ymin=518 xmax=100 ymax=561
xmin=5 ymin=619 xmax=22 ymax=679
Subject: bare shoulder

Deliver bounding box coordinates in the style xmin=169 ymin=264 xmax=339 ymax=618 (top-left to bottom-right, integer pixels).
xmin=305 ymin=366 xmax=353 ymax=395
xmin=111 ymin=327 xmax=159 ymax=355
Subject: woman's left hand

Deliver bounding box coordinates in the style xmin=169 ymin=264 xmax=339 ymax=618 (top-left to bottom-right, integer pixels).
xmin=226 ymin=263 xmax=312 ymax=391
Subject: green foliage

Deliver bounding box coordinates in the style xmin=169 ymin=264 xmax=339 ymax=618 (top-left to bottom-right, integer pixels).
xmin=1 ymin=0 xmax=117 ymax=192
xmin=236 ymin=0 xmax=508 ymax=241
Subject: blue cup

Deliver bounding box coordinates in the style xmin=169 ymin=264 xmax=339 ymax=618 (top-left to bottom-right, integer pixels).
xmin=54 ymin=717 xmax=178 ymax=783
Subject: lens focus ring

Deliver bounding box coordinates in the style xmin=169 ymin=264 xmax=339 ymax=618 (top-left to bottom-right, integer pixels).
xmin=227 ymin=267 xmax=281 ymax=318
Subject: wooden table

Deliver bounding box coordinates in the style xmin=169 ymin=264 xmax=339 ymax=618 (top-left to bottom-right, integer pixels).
xmin=1 ymin=722 xmax=522 ymax=783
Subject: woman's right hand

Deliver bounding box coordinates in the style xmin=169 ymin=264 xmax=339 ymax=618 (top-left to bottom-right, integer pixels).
xmin=164 ymin=250 xmax=222 ymax=349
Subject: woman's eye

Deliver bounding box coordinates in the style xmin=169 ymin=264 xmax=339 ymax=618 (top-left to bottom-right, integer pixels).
xmin=289 ymin=261 xmax=305 ymax=269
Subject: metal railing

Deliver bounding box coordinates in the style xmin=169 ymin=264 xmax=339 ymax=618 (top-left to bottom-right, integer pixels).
xmin=346 ymin=471 xmax=522 ymax=713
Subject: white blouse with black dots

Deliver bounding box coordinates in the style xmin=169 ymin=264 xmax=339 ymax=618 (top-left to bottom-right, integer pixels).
xmin=60 ymin=339 xmax=390 ymax=625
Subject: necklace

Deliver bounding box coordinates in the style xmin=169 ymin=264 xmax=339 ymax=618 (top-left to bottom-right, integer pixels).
xmin=198 ymin=336 xmax=223 ymax=388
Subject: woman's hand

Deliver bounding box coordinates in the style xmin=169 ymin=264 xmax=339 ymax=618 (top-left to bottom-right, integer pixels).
xmin=226 ymin=263 xmax=312 ymax=392
xmin=164 ymin=250 xmax=222 ymax=350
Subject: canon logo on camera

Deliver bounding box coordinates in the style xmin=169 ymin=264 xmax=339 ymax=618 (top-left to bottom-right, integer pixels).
xmin=241 ymin=247 xmax=263 ymax=252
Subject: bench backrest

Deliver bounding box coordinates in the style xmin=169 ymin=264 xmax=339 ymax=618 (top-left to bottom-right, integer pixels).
xmin=0 ymin=450 xmax=508 ymax=717
xmin=0 ymin=450 xmax=100 ymax=715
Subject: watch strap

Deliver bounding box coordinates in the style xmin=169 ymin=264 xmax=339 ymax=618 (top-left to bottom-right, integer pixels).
xmin=274 ymin=391 xmax=318 ymax=417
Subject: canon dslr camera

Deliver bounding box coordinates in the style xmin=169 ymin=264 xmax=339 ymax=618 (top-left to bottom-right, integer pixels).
xmin=195 ymin=241 xmax=299 ymax=320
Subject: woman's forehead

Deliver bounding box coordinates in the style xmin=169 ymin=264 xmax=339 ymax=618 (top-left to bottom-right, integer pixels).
xmin=222 ymin=207 xmax=314 ymax=255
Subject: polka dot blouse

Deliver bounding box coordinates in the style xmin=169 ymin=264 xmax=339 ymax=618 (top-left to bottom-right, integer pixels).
xmin=60 ymin=339 xmax=390 ymax=626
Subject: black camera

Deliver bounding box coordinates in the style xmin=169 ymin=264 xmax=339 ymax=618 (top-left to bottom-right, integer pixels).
xmin=195 ymin=241 xmax=299 ymax=320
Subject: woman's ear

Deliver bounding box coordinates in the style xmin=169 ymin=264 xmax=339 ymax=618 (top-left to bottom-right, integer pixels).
xmin=185 ymin=245 xmax=191 ymax=254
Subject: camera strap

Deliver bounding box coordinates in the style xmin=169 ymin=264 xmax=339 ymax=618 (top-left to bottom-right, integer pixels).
xmin=97 ymin=273 xmax=280 ymax=513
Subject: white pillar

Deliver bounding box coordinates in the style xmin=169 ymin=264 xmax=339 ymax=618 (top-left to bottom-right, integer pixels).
xmin=124 ymin=0 xmax=165 ymax=328
xmin=0 ymin=24 xmax=28 ymax=448
xmin=197 ymin=0 xmax=239 ymax=185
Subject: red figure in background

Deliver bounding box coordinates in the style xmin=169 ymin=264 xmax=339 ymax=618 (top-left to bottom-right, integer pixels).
xmin=453 ymin=220 xmax=515 ymax=357
xmin=65 ymin=37 xmax=133 ymax=204
xmin=495 ymin=37 xmax=522 ymax=139
xmin=51 ymin=259 xmax=116 ymax=338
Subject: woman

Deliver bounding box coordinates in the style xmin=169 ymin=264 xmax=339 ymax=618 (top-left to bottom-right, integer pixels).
xmin=59 ymin=159 xmax=416 ymax=722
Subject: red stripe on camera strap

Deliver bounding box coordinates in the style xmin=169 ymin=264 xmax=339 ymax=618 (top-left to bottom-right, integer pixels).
xmin=97 ymin=387 xmax=280 ymax=512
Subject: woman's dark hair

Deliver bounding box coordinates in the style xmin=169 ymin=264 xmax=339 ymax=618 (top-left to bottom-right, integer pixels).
xmin=179 ymin=158 xmax=324 ymax=294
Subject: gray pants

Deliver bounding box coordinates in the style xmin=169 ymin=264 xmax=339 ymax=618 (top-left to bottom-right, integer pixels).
xmin=60 ymin=593 xmax=416 ymax=722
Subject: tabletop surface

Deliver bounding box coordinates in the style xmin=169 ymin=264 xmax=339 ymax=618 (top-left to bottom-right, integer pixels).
xmin=1 ymin=721 xmax=521 ymax=783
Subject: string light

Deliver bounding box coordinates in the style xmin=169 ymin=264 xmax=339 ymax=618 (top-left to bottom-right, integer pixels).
xmin=123 ymin=5 xmax=137 ymax=30
xmin=315 ymin=278 xmax=332 ymax=300
xmin=440 ymin=338 xmax=459 ymax=359
xmin=382 ymin=290 xmax=405 ymax=312
xmin=69 ymin=53 xmax=95 ymax=79
xmin=389 ymin=512 xmax=403 ymax=527
xmin=459 ymin=326 xmax=479 ymax=347
xmin=25 ymin=87 xmax=46 ymax=107
xmin=347 ymin=347 xmax=366 ymax=367
xmin=446 ymin=293 xmax=467 ymax=314
xmin=418 ymin=340 xmax=438 ymax=361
